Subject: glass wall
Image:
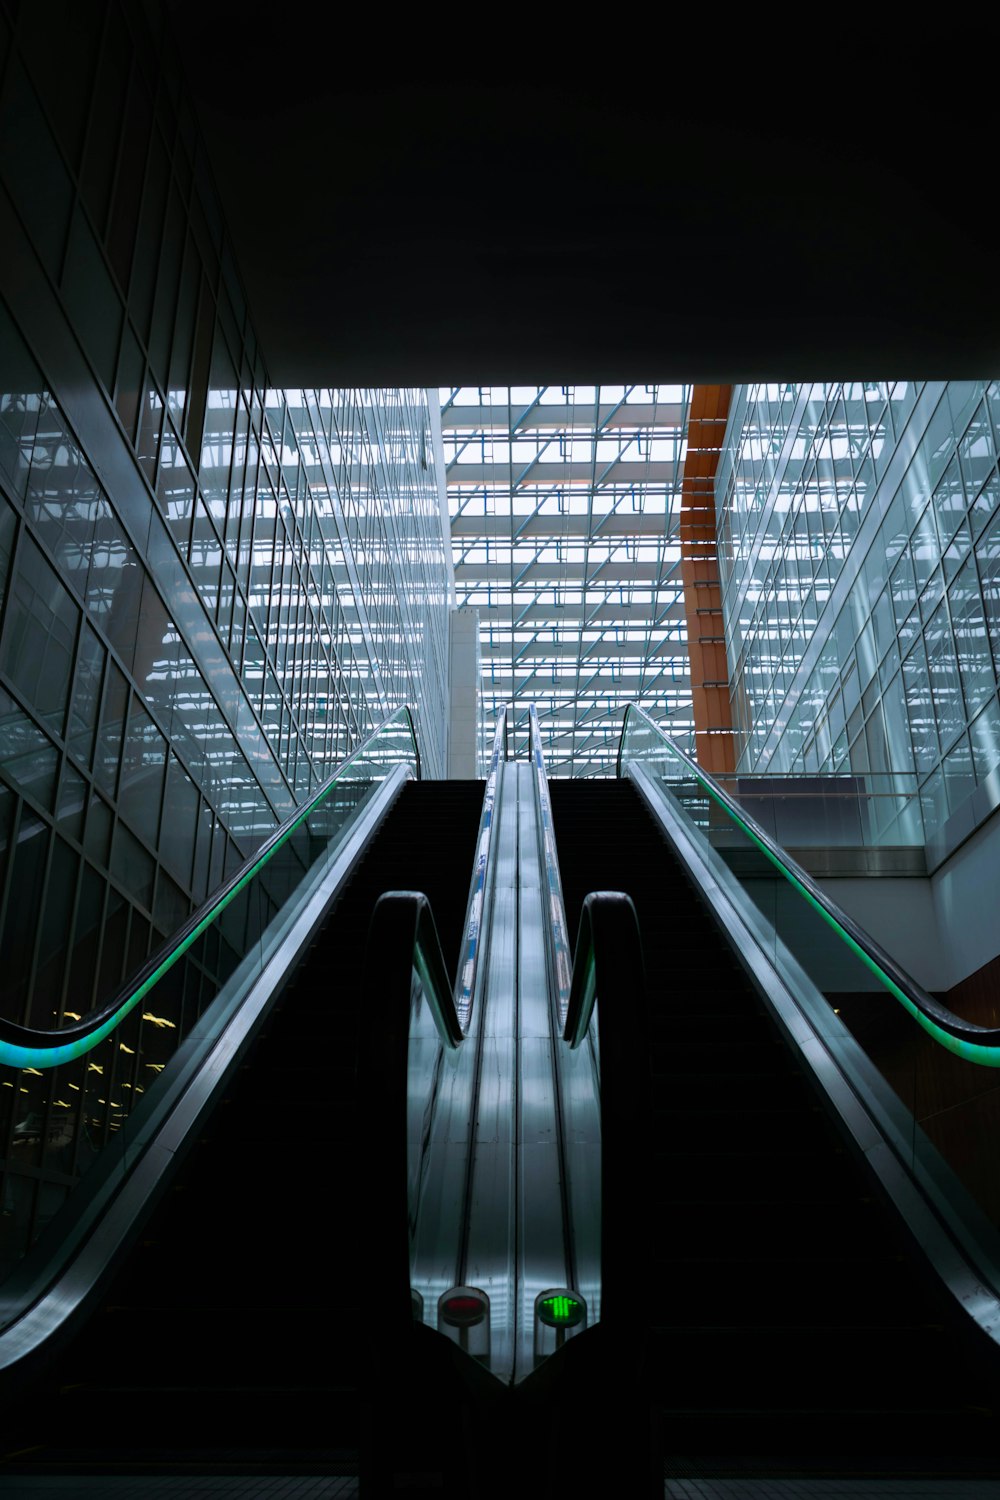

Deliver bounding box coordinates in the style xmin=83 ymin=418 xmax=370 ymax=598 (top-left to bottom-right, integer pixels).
xmin=0 ymin=0 xmax=451 ymax=1043
xmin=718 ymin=382 xmax=1000 ymax=851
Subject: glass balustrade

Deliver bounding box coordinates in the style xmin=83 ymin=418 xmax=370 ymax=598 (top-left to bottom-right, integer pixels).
xmin=619 ymin=702 xmax=1000 ymax=1241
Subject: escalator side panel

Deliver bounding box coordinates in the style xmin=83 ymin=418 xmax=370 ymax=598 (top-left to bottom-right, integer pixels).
xmin=0 ymin=780 xmax=485 ymax=1466
xmin=550 ymin=775 xmax=1000 ymax=1462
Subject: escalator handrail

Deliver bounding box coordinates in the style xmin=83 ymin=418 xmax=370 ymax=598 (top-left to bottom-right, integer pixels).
xmin=361 ymin=890 xmax=465 ymax=1342
xmin=528 ymin=704 xmax=573 ymax=1031
xmin=562 ymin=889 xmax=646 ymax=1050
xmin=387 ymin=890 xmax=464 ymax=1048
xmin=560 ymin=891 xmax=647 ymax=1335
xmin=0 ymin=705 xmax=422 ymax=1068
xmin=563 ymin=895 xmax=601 ymax=1049
xmin=454 ymin=706 xmax=508 ymax=1031
xmin=617 ymin=701 xmax=1000 ymax=1063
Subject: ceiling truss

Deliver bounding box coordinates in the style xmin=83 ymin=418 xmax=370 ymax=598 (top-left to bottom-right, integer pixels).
xmin=442 ymin=385 xmax=696 ymax=776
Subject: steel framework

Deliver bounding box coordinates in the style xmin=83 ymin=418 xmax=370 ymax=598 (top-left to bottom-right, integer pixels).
xmin=441 ymin=385 xmax=696 ymax=775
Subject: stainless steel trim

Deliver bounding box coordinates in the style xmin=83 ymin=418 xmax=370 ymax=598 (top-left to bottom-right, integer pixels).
xmin=454 ymin=707 xmax=508 ymax=1031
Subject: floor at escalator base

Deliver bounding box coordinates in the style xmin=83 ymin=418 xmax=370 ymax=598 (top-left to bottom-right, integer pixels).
xmin=662 ymin=1484 xmax=1000 ymax=1499
xmin=1 ymin=1471 xmax=1000 ymax=1499
xmin=0 ymin=1479 xmax=359 ymax=1498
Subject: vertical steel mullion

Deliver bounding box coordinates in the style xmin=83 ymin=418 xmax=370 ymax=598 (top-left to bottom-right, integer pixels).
xmin=56 ymin=830 xmax=87 ymax=1021
xmin=86 ymin=869 xmax=114 ymax=1018
xmin=21 ymin=804 xmax=56 ymax=1031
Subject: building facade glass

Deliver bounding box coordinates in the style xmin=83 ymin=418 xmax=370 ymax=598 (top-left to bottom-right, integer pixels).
xmin=718 ymin=381 xmax=1000 ymax=856
xmin=442 ymin=384 xmax=693 ymax=776
xmin=0 ymin=0 xmax=451 ymax=1053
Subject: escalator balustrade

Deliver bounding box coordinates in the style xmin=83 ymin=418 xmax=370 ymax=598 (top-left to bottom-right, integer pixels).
xmin=551 ymin=775 xmax=1000 ymax=1462
xmin=0 ymin=777 xmax=483 ymax=1468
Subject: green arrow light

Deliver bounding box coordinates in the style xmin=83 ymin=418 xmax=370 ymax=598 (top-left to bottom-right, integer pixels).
xmin=538 ymin=1293 xmax=584 ymax=1329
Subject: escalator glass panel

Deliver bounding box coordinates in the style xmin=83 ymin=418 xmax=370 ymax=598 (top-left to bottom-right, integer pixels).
xmin=619 ymin=701 xmax=1000 ymax=1237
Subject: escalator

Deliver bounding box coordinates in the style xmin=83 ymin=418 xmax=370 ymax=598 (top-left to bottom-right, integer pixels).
xmin=0 ymin=701 xmax=598 ymax=1494
xmin=3 ymin=696 xmax=1000 ymax=1495
xmin=0 ymin=711 xmax=486 ymax=1481
xmin=38 ymin=778 xmax=483 ymax=1457
xmin=0 ymin=693 xmax=621 ymax=1495
xmin=552 ymin=724 xmax=1000 ymax=1475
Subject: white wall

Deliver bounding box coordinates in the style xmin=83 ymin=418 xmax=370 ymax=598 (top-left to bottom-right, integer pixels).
xmin=928 ymin=805 xmax=1000 ymax=988
xmin=773 ymin=807 xmax=1000 ymax=993
xmin=812 ymin=876 xmax=948 ymax=991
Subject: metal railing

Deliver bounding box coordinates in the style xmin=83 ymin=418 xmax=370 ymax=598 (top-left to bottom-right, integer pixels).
xmin=618 ymin=702 xmax=1000 ymax=1066
xmin=527 ymin=705 xmax=573 ymax=1033
xmin=453 ymin=706 xmax=508 ymax=1031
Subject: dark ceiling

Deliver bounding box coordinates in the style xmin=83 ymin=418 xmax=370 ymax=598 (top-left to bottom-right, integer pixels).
xmin=168 ymin=5 xmax=1000 ymax=389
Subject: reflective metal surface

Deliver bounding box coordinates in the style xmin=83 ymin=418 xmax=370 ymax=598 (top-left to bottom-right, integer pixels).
xmin=453 ymin=707 xmax=507 ymax=1030
xmin=408 ymin=714 xmax=514 ymax=1370
xmin=528 ymin=706 xmax=572 ymax=1032
xmin=459 ymin=760 xmax=519 ymax=1380
xmin=514 ymin=762 xmax=571 ymax=1382
xmin=409 ymin=742 xmax=593 ymax=1383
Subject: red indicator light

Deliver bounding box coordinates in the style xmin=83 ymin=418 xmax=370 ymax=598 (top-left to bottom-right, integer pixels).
xmin=440 ymin=1286 xmax=489 ymax=1328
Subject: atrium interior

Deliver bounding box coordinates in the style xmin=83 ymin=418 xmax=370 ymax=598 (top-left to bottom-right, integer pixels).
xmin=0 ymin=3 xmax=999 ymax=1497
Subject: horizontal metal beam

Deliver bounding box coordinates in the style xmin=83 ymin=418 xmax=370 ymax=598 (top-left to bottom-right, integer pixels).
xmin=455 ymin=562 xmax=673 ymax=583
xmin=441 ymin=403 xmax=686 ymax=433
xmin=447 ymin=460 xmax=684 ymax=487
xmin=461 ymin=602 xmax=687 ymax=626
xmin=450 ymin=513 xmax=679 ymax=538
xmin=495 ymin=640 xmax=688 ymax=663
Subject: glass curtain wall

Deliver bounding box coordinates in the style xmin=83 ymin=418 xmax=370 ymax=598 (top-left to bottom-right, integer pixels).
xmin=0 ymin=0 xmax=451 ymax=1056
xmin=442 ymin=384 xmax=693 ymax=776
xmin=718 ymin=382 xmax=1000 ymax=853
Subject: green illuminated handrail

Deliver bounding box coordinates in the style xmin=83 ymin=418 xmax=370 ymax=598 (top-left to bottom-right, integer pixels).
xmin=0 ymin=705 xmax=421 ymax=1071
xmin=617 ymin=702 xmax=1000 ymax=1067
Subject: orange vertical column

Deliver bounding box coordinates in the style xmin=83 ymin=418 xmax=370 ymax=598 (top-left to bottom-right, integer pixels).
xmin=679 ymin=385 xmax=736 ymax=775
